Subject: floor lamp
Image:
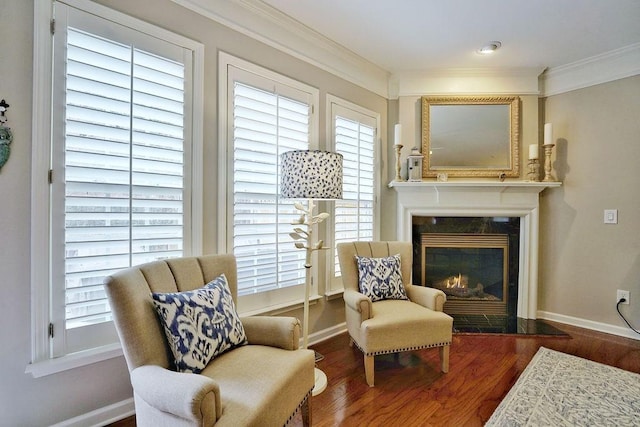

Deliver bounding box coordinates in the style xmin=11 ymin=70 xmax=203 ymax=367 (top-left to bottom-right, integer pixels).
xmin=280 ymin=150 xmax=343 ymax=396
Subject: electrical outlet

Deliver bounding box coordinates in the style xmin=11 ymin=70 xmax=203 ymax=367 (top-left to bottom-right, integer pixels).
xmin=617 ymin=289 xmax=630 ymax=305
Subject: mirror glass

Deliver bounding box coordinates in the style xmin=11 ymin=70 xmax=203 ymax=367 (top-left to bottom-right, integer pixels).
xmin=421 ymin=96 xmax=520 ymax=178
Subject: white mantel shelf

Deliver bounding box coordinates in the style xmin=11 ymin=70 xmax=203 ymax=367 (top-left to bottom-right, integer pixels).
xmin=388 ymin=180 xmax=562 ymax=192
xmin=388 ymin=179 xmax=562 ymax=320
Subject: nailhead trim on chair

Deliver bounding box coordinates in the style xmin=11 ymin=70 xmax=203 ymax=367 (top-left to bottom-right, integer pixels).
xmin=352 ymin=339 xmax=451 ymax=357
xmin=284 ymin=389 xmax=313 ymax=427
xmin=349 ymin=243 xmax=452 ymax=357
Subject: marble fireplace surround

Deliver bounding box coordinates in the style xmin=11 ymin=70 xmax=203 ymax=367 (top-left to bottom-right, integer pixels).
xmin=389 ymin=181 xmax=560 ymax=319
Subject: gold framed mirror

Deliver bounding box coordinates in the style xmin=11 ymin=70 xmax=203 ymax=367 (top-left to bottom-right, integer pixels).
xmin=421 ymin=96 xmax=520 ymax=178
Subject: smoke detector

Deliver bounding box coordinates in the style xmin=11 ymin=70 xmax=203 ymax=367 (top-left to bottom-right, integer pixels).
xmin=477 ymin=41 xmax=502 ymax=54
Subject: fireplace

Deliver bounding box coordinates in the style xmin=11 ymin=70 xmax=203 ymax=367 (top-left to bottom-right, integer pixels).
xmin=389 ymin=180 xmax=560 ymax=320
xmin=421 ymin=233 xmax=509 ymax=315
xmin=414 ymin=216 xmax=520 ymax=318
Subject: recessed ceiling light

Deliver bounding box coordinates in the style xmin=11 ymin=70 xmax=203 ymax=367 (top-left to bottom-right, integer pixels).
xmin=477 ymin=41 xmax=502 ymax=55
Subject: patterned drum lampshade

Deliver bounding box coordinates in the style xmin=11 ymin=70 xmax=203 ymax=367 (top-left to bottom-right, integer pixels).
xmin=280 ymin=150 xmax=343 ymax=200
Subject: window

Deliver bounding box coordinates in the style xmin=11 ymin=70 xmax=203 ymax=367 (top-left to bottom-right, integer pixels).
xmin=219 ymin=53 xmax=319 ymax=314
xmin=328 ymin=96 xmax=379 ymax=292
xmin=31 ymin=0 xmax=203 ymax=367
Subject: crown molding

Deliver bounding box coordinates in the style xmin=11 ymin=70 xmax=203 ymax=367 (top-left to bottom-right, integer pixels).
xmin=171 ymin=1 xmax=637 ymax=100
xmin=170 ymin=0 xmax=389 ymax=97
xmin=389 ymin=67 xmax=545 ymax=98
xmin=540 ymin=43 xmax=640 ymax=96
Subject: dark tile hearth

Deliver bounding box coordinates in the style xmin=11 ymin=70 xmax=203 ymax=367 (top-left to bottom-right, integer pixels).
xmin=452 ymin=314 xmax=569 ymax=336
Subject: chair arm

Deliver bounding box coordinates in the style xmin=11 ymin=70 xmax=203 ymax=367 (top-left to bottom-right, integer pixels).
xmin=406 ymin=285 xmax=447 ymax=312
xmin=241 ymin=316 xmax=301 ymax=350
xmin=130 ymin=365 xmax=220 ymax=422
xmin=343 ymin=289 xmax=372 ymax=321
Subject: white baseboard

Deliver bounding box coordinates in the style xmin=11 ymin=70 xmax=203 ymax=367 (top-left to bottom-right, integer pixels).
xmin=50 ymin=397 xmax=135 ymax=427
xmin=306 ymin=322 xmax=348 ymax=347
xmin=537 ymin=310 xmax=640 ymax=341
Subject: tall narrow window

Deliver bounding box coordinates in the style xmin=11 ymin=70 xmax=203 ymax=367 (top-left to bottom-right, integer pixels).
xmin=221 ymin=55 xmax=319 ymax=313
xmin=61 ymin=28 xmax=185 ymax=329
xmin=43 ymin=2 xmax=202 ymax=357
xmin=233 ymin=82 xmax=308 ymax=295
xmin=329 ymin=97 xmax=379 ymax=290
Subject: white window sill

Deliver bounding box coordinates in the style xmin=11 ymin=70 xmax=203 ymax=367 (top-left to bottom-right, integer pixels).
xmin=26 ymin=295 xmax=329 ymax=378
xmin=239 ymin=294 xmax=323 ymax=317
xmin=325 ymin=289 xmax=345 ymax=301
xmin=25 ymin=342 xmax=124 ymax=378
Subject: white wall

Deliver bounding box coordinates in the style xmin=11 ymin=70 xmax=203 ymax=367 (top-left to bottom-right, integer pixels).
xmin=539 ymin=75 xmax=640 ymax=334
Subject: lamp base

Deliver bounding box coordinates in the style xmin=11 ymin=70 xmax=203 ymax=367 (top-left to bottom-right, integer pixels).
xmin=312 ymin=367 xmax=327 ymax=396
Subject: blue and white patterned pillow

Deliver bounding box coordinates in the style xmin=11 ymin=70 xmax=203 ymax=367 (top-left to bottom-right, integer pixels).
xmin=356 ymin=254 xmax=408 ymax=302
xmin=151 ymin=274 xmax=248 ymax=373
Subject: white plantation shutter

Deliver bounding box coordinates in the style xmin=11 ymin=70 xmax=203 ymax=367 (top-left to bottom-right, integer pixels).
xmin=61 ymin=28 xmax=185 ymax=329
xmin=331 ymin=101 xmax=378 ymax=280
xmin=232 ymin=82 xmax=309 ymax=297
xmin=49 ymin=3 xmax=197 ymax=355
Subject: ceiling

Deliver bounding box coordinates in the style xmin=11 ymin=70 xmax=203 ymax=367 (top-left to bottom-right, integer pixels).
xmin=259 ymin=0 xmax=640 ymax=73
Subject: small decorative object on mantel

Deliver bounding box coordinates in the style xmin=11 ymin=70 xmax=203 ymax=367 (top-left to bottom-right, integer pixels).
xmin=542 ymin=123 xmax=556 ymax=182
xmin=407 ymin=147 xmax=424 ymax=182
xmin=0 ymin=99 xmax=13 ymax=171
xmin=527 ymin=143 xmax=540 ymax=182
xmin=393 ymin=124 xmax=404 ymax=181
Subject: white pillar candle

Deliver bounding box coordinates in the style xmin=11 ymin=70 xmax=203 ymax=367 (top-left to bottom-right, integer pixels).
xmin=394 ymin=124 xmax=402 ymax=146
xmin=529 ymin=144 xmax=539 ymax=159
xmin=544 ymin=123 xmax=553 ymax=145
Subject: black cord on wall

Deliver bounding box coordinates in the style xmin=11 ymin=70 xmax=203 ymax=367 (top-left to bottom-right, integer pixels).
xmin=616 ymin=298 xmax=640 ymax=335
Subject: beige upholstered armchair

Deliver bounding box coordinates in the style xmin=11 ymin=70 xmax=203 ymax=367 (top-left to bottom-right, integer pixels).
xmin=104 ymin=254 xmax=315 ymax=426
xmin=337 ymin=241 xmax=453 ymax=387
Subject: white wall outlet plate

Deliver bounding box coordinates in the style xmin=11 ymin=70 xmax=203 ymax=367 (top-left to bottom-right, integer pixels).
xmin=617 ymin=289 xmax=630 ymax=305
xmin=604 ymin=209 xmax=618 ymax=224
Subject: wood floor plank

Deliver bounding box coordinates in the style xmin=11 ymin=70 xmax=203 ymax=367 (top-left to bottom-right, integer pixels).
xmin=108 ymin=321 xmax=640 ymax=427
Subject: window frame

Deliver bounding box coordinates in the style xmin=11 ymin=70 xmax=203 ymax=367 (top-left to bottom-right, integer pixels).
xmin=326 ymin=94 xmax=381 ymax=294
xmin=218 ymin=51 xmax=321 ymax=315
xmin=28 ymin=0 xmax=204 ymax=376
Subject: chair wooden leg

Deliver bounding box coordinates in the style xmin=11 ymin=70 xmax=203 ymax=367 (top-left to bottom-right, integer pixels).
xmin=301 ymin=393 xmax=312 ymax=427
xmin=364 ymin=354 xmax=375 ymax=387
xmin=440 ymin=345 xmax=450 ymax=373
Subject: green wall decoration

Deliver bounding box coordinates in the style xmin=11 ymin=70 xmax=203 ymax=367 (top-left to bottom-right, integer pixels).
xmin=0 ymin=99 xmax=12 ymax=171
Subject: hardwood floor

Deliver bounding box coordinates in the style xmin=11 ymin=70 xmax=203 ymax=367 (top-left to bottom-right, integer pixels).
xmin=109 ymin=321 xmax=640 ymax=427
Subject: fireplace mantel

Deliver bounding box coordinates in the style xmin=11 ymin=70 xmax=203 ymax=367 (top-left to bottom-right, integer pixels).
xmin=389 ymin=179 xmax=561 ymax=319
xmin=388 ymin=180 xmax=561 ymax=192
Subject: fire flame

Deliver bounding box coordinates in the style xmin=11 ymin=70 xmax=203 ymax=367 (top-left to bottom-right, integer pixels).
xmin=446 ymin=273 xmax=466 ymax=289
